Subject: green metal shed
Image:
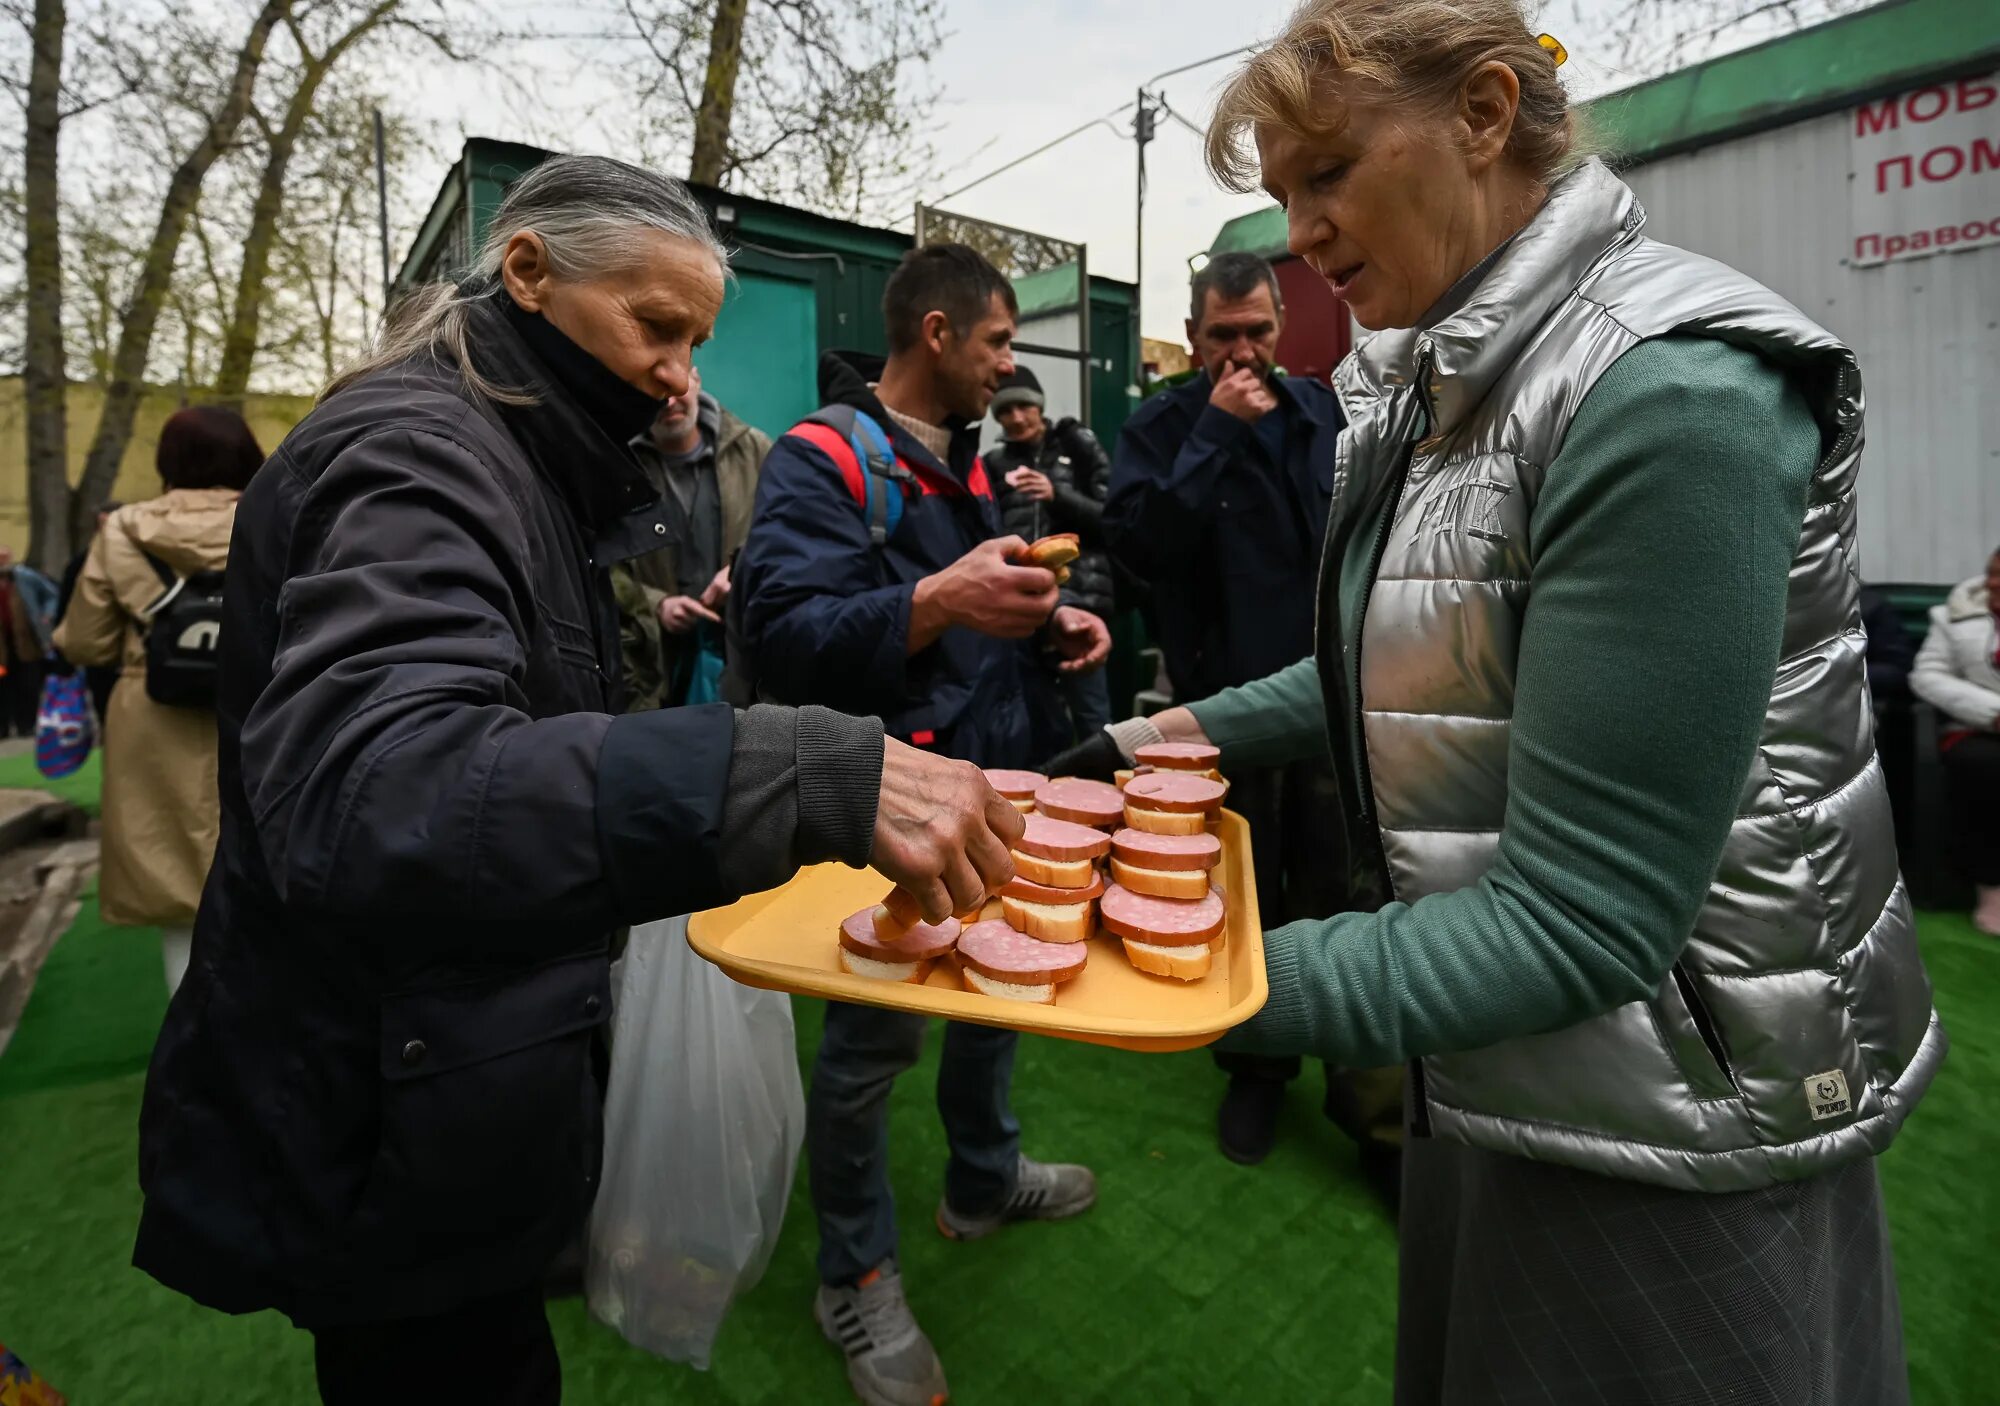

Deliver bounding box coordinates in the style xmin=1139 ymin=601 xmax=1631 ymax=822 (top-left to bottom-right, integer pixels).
xmin=393 ymin=138 xmax=1140 ymax=443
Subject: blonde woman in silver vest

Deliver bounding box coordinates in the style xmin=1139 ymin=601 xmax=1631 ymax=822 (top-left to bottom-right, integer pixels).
xmin=1089 ymin=2 xmax=1943 ymax=1401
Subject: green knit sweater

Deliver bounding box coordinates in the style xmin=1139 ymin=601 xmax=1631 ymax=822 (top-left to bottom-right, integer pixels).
xmin=1189 ymin=337 xmax=1820 ymax=1068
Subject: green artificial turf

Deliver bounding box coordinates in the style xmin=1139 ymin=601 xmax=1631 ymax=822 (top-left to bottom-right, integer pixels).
xmin=0 ymin=748 xmax=104 ymax=817
xmin=0 ymin=761 xmax=1990 ymax=1402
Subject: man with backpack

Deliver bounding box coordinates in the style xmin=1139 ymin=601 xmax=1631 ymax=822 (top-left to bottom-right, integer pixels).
xmin=735 ymin=242 xmax=1110 ymax=1406
xmin=983 ymin=366 xmax=1117 ymax=755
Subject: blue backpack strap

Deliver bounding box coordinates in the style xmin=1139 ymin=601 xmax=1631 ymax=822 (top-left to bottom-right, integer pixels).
xmin=848 ymin=411 xmax=906 ymax=546
xmin=803 ymin=405 xmax=912 ymax=548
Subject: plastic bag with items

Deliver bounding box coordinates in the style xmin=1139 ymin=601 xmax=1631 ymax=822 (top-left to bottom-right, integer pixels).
xmin=586 ymin=914 xmax=805 ymax=1369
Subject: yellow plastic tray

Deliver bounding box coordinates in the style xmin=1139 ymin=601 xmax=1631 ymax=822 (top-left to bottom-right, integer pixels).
xmin=688 ymin=809 xmax=1266 ymax=1053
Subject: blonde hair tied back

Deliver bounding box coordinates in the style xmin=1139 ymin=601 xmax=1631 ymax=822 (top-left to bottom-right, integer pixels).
xmin=1205 ymin=0 xmax=1588 ymax=194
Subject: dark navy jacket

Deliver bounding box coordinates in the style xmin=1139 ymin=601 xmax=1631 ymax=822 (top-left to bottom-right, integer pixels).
xmin=132 ymin=296 xmax=739 ymax=1327
xmin=736 ymin=353 xmax=1032 ymax=768
xmin=1104 ymin=372 xmax=1343 ymax=703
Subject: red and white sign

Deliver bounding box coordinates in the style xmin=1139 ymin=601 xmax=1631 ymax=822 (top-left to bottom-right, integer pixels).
xmin=1849 ymin=72 xmax=2000 ymax=267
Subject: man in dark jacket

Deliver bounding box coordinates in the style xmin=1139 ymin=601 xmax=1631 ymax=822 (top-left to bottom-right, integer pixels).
xmin=1100 ymin=252 xmax=1399 ymax=1185
xmin=984 ymin=365 xmax=1116 ymax=753
xmin=612 ymin=364 xmax=770 ymax=710
xmin=128 ymin=158 xmax=1021 ymax=1405
xmin=737 ymin=243 xmax=1108 ymax=1406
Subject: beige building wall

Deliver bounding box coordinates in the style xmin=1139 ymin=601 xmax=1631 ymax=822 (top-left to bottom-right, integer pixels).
xmin=1141 ymin=337 xmax=1191 ymax=380
xmin=0 ymin=378 xmax=313 ymax=558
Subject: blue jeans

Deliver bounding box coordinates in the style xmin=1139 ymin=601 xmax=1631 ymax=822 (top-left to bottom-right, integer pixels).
xmin=807 ymin=1001 xmax=1021 ymax=1286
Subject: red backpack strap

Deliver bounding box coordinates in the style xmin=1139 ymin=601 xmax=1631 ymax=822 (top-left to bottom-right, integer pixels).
xmin=786 ymin=421 xmax=867 ymax=507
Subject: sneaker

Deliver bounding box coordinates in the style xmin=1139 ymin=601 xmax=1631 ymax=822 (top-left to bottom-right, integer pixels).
xmin=935 ymin=1155 xmax=1097 ymax=1241
xmin=814 ymin=1263 xmax=950 ymax=1406
xmin=1218 ymin=1076 xmax=1285 ymax=1165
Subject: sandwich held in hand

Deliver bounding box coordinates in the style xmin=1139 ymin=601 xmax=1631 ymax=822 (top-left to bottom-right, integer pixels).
xmin=1033 ymin=777 xmax=1126 ymax=829
xmin=1019 ymin=533 xmax=1080 ymax=569
xmin=956 ymin=918 xmax=1088 ymax=1004
xmin=982 ymin=768 xmax=1047 ymax=813
xmin=1123 ymin=771 xmax=1229 ymax=836
xmin=840 ymin=904 xmax=962 ymax=983
xmin=1100 ymin=884 xmax=1226 ymax=983
xmin=1017 ymin=532 xmax=1080 ymax=585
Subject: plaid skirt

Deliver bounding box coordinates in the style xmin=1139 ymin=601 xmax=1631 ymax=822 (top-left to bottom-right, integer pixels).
xmin=1395 ymin=1133 xmax=1908 ymax=1406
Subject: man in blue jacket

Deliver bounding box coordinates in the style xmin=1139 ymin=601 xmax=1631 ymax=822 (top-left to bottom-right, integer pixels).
xmin=736 ymin=243 xmax=1109 ymax=1406
xmin=1099 ymin=253 xmax=1399 ymax=1187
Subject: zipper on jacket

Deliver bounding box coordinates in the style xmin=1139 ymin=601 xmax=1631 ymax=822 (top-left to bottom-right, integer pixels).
xmin=1354 ymin=344 xmax=1431 ymax=1132
xmin=1348 ymin=457 xmax=1410 ymax=904
xmin=1347 ymin=340 xmax=1436 ymax=905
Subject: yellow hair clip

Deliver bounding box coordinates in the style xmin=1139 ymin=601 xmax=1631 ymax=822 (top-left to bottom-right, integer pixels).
xmin=1537 ymin=33 xmax=1568 ymax=67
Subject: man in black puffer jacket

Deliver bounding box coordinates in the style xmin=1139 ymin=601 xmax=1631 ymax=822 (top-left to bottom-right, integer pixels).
xmin=983 ymin=366 xmax=1116 ymax=754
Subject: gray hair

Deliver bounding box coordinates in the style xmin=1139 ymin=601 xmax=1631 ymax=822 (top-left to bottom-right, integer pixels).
xmin=323 ymin=154 xmax=728 ymax=405
xmin=1191 ymin=251 xmax=1283 ymax=326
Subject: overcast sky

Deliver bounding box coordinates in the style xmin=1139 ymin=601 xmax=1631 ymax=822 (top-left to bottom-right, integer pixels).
xmin=394 ymin=0 xmax=1812 ymax=341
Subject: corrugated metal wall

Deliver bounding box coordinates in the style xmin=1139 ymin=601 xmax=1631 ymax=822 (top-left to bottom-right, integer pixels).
xmin=1622 ymin=108 xmax=2000 ymax=585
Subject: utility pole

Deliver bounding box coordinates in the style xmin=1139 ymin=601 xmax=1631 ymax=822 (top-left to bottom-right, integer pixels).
xmin=1133 ymin=88 xmax=1157 ymax=389
xmin=1132 ymin=46 xmax=1252 ymax=391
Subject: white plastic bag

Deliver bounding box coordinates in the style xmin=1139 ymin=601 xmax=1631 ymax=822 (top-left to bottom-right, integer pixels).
xmin=586 ymin=914 xmax=805 ymax=1368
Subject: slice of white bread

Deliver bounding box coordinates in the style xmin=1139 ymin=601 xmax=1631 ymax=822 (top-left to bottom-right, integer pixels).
xmin=1123 ymin=804 xmax=1207 ymax=836
xmin=839 ymin=949 xmax=932 ymax=984
xmin=1121 ymin=938 xmax=1213 ymax=982
xmin=999 ymin=895 xmax=1093 ymax=943
xmin=1011 ymin=850 xmax=1096 ymax=888
xmin=961 ymin=965 xmax=1056 ymax=1004
xmin=1010 ymin=797 xmax=1036 ymax=814
xmin=1108 ymin=858 xmax=1210 ymax=901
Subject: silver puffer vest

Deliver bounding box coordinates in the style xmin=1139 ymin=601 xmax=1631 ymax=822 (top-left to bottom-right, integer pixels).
xmin=1326 ymin=159 xmax=1944 ymax=1192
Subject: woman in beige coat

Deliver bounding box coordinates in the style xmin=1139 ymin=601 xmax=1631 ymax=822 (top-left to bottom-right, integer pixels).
xmin=54 ymin=406 xmax=262 ymax=991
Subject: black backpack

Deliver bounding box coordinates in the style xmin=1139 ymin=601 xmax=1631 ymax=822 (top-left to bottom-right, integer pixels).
xmin=140 ymin=554 xmax=225 ymax=707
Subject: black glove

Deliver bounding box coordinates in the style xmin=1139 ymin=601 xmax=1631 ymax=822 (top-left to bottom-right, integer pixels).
xmin=1038 ymin=729 xmax=1125 ymax=782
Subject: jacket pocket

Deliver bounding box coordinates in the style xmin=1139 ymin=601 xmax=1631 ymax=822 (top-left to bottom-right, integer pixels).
xmin=341 ymin=953 xmax=610 ymax=1268
xmin=1654 ymin=963 xmax=1741 ymax=1101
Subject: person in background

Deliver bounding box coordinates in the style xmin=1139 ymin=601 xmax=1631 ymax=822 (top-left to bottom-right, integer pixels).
xmin=1119 ymin=2 xmax=1940 ymax=1397
xmin=983 ymin=365 xmax=1116 ymax=754
xmin=52 ymin=409 xmax=259 ymax=993
xmin=612 ymin=363 xmax=770 ymax=711
xmin=1910 ymin=546 xmax=2000 ymax=934
xmin=0 ymin=548 xmax=45 ymax=737
xmin=737 ymin=243 xmax=1109 ymax=1406
xmin=125 ymin=158 xmax=1020 ymax=1406
xmin=57 ymin=500 xmax=125 ymax=726
xmin=1097 ymin=252 xmax=1399 ymax=1187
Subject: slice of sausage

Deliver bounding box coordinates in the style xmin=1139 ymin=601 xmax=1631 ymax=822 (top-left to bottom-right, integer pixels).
xmin=1014 ymin=812 xmax=1114 ymax=862
xmin=956 ymin=918 xmax=1090 ymax=984
xmin=840 ymin=906 xmax=962 ymax=961
xmin=999 ymin=870 xmax=1107 ymax=904
xmin=1110 ymin=827 xmax=1222 ymax=872
xmin=1132 ymin=741 xmax=1221 ymax=772
xmin=1098 ymin=883 xmax=1225 ymax=947
xmin=1032 ymin=777 xmax=1126 ymax=828
xmin=981 ymin=768 xmax=1047 ymax=800
xmin=1122 ymin=770 xmax=1229 ymax=815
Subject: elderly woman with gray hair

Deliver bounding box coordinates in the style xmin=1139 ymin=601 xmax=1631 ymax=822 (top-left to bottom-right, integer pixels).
xmin=130 ymin=156 xmax=1024 ymax=1402
xmin=1067 ymin=1 xmax=1944 ymax=1401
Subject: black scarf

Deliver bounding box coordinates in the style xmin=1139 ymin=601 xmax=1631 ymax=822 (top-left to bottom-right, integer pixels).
xmin=494 ymin=287 xmax=663 ymax=446
xmin=457 ymin=288 xmax=662 ymax=532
